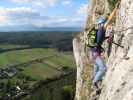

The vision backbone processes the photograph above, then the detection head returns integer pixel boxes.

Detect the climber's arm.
[104,7,117,29]
[104,0,121,29]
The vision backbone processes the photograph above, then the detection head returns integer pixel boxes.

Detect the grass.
[0,44,76,81]
[0,48,57,68]
[46,53,75,68]
[21,53,75,81]
[22,63,61,80]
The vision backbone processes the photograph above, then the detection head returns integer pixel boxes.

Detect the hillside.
[73,0,133,100]
[0,31,78,51]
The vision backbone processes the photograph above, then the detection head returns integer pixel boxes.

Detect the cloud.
[0,7,40,26]
[62,0,72,6]
[31,16,83,27]
[0,1,87,28]
[0,7,66,27]
[0,6,84,27]
[77,3,88,16]
[11,0,31,3]
[0,7,33,15]
[0,16,8,26]
[10,0,59,8]
[45,0,59,6]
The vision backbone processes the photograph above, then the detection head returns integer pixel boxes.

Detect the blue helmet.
[96,17,105,24]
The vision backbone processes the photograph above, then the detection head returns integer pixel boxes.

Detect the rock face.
[99,0,133,100]
[73,0,133,100]
[73,36,91,100]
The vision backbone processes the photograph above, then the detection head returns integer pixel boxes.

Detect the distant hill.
[0,31,79,51]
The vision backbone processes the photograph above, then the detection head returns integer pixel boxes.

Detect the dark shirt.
[96,27,106,45]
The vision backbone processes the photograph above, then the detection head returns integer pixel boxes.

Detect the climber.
[89,0,122,88]
[90,17,114,89]
[90,17,106,88]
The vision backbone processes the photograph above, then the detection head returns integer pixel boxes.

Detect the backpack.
[86,27,98,47]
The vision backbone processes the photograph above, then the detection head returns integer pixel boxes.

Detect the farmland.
[0,31,78,99]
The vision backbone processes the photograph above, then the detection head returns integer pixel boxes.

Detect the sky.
[0,0,88,30]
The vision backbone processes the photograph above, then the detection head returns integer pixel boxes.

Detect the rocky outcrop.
[73,36,91,100]
[73,0,133,100]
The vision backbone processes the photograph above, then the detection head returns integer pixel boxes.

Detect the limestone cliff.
[73,0,133,100]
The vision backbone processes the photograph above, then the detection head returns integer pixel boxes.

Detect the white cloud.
[77,3,88,16]
[45,0,59,6]
[0,7,38,26]
[31,16,83,27]
[0,9,84,28]
[11,0,31,3]
[0,7,33,15]
[10,0,59,8]
[0,16,8,26]
[33,0,59,7]
[0,1,87,28]
[32,2,44,7]
[62,0,72,6]
[30,16,68,27]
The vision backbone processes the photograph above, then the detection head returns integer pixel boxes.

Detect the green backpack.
[86,27,97,47]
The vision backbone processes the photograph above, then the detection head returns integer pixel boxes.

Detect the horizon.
[0,26,83,32]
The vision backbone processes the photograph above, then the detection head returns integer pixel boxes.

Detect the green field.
[0,48,56,67]
[0,44,75,80]
[0,31,77,99]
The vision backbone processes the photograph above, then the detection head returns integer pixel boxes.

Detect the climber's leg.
[96,56,106,71]
[93,56,106,83]
[93,69,105,83]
